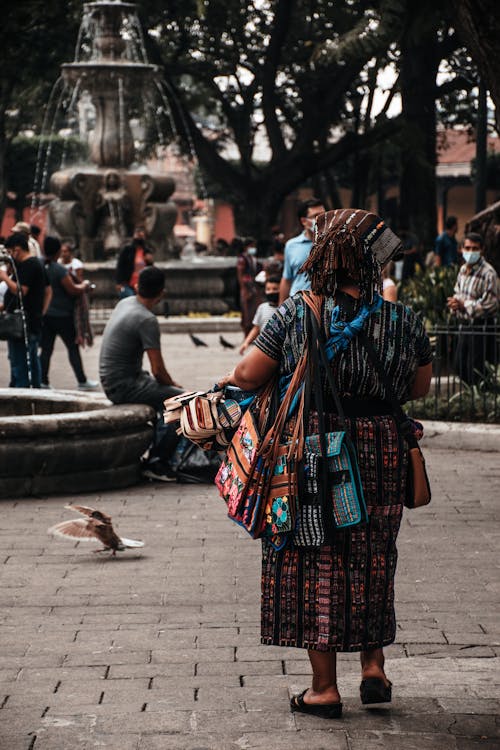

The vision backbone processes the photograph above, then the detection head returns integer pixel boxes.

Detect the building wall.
[1,207,48,244]
[445,186,500,240]
[213,202,235,242]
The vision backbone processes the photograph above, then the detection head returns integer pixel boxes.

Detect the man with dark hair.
[0,233,51,387]
[447,232,499,383]
[279,197,325,302]
[99,266,182,481]
[115,226,154,299]
[435,215,459,267]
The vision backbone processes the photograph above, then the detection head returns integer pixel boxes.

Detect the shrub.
[399,265,458,326]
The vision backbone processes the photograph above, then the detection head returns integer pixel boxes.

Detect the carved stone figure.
[48,1,177,260]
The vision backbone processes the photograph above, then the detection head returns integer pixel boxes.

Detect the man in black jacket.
[115,226,154,299]
[0,233,51,387]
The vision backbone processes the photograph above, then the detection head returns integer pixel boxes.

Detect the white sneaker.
[40,383,53,390]
[77,380,99,391]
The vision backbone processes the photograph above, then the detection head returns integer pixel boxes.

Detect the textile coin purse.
[164,389,242,451]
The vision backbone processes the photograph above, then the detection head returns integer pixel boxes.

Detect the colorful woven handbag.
[215,350,309,548]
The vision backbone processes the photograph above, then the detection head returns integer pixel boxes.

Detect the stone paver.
[0,331,499,748]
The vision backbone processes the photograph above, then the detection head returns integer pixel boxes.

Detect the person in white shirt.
[59,242,84,281]
[29,225,42,259]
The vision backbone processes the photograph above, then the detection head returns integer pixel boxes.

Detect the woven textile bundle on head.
[301,208,402,304]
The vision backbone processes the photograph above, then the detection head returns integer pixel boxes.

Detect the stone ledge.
[90,312,242,335]
[421,420,500,452]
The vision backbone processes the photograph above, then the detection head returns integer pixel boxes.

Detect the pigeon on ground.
[219,335,235,350]
[189,332,208,347]
[48,505,144,555]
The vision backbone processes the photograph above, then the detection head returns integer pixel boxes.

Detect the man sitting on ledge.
[99,266,183,481]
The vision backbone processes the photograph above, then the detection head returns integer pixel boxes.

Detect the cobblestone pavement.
[0,332,499,749]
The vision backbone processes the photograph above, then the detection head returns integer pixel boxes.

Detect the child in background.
[239,277,280,355]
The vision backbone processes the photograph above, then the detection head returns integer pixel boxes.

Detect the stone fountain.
[48,0,178,260]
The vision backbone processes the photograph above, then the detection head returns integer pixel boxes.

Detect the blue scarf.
[324,293,383,362]
[280,293,383,410]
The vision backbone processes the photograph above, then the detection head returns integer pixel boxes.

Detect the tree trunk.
[455,0,500,134]
[475,78,488,213]
[0,126,6,228]
[231,188,283,240]
[399,10,439,251]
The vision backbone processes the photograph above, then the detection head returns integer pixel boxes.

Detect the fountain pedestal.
[50,166,178,260]
[0,390,154,498]
[48,0,179,260]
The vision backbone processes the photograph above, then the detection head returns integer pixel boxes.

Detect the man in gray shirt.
[100,266,182,481]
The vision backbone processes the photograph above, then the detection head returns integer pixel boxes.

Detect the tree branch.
[161,77,247,195]
[266,116,402,199]
[261,0,294,157]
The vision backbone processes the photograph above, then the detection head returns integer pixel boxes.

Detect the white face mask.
[247,247,257,256]
[462,250,481,265]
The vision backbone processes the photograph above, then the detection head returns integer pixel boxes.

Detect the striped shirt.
[453,257,499,320]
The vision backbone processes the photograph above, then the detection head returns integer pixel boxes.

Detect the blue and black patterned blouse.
[254,292,432,403]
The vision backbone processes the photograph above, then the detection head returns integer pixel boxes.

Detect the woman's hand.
[216,370,235,389]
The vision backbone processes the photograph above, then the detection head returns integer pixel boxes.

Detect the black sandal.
[290,689,343,719]
[360,677,392,705]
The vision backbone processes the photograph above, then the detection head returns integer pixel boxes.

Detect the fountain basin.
[0,389,154,498]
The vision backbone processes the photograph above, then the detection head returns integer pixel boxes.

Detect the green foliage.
[398,265,458,326]
[6,135,87,202]
[138,0,404,234]
[413,367,500,423]
[0,0,81,133]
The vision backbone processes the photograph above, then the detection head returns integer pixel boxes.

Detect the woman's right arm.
[409,362,432,400]
[218,346,279,391]
[61,274,89,297]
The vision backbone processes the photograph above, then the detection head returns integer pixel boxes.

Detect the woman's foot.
[290,688,342,719]
[301,686,341,705]
[360,677,392,705]
[360,649,391,687]
[360,649,392,704]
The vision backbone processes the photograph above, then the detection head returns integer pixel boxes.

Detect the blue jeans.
[103,372,183,463]
[8,334,42,388]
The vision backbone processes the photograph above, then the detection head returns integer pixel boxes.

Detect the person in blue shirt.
[435,216,459,266]
[279,198,325,302]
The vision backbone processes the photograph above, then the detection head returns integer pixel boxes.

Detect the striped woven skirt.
[261,414,406,652]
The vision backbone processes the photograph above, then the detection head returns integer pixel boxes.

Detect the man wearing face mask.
[279,198,325,303]
[447,232,499,384]
[237,237,262,335]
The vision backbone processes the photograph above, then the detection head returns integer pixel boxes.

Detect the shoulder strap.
[358,331,412,435]
[308,307,347,429]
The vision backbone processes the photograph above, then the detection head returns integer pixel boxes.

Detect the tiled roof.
[437,129,500,164]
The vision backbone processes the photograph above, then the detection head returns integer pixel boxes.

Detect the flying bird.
[189,332,208,347]
[219,335,235,350]
[48,505,144,555]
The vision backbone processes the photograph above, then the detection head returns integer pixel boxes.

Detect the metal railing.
[410,320,500,423]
